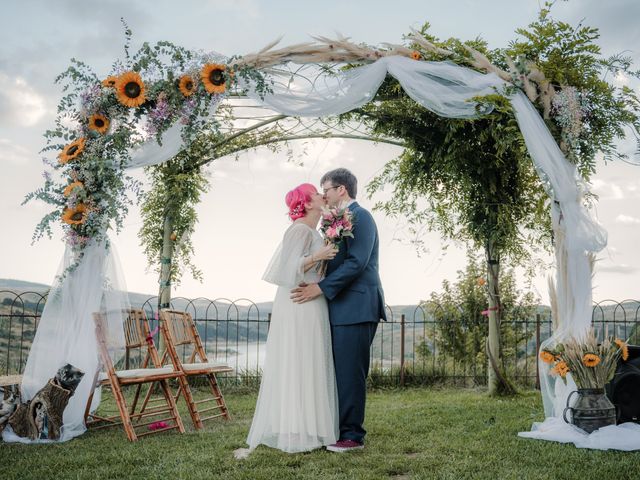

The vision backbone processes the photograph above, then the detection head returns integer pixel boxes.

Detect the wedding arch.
[15,28,609,443]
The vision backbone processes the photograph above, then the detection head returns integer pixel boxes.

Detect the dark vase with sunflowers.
[562,388,617,433]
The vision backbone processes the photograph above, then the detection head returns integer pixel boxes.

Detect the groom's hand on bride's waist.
[290,282,322,303]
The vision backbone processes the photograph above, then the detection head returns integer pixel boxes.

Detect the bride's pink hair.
[286,183,317,221]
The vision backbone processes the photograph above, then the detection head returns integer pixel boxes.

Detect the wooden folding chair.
[154,309,232,429]
[84,309,185,441]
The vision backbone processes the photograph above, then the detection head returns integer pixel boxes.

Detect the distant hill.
[0,278,50,291]
[0,278,181,309]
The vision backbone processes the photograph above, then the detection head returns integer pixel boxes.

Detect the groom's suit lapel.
[346,202,360,250]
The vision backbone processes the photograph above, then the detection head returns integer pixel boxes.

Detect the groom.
[291,168,386,452]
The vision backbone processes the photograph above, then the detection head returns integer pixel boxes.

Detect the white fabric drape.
[4,239,128,443]
[239,57,500,119]
[518,417,640,451]
[127,123,184,169]
[15,53,625,447]
[126,101,221,170]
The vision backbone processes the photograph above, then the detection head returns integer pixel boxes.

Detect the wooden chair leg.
[158,379,185,434]
[178,375,204,429]
[206,373,230,420]
[109,381,138,441]
[84,371,100,425]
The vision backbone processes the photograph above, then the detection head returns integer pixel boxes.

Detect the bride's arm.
[302,244,337,272]
[302,254,318,273]
[263,225,336,287]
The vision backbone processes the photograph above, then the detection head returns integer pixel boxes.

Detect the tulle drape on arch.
[4,240,129,443]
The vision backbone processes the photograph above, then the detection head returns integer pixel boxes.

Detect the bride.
[246,183,339,453]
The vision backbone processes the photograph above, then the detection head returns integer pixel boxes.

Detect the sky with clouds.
[1,0,639,305]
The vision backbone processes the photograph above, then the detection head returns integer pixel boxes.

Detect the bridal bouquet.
[320,205,354,246]
[540,329,628,389]
[317,205,354,275]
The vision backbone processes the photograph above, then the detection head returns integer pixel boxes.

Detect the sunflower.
[102,76,117,88]
[58,138,86,164]
[178,74,196,97]
[88,113,110,134]
[115,71,146,108]
[615,339,629,361]
[201,63,227,94]
[63,181,84,197]
[582,353,601,368]
[539,350,556,365]
[552,361,570,377]
[62,204,88,225]
[411,50,421,60]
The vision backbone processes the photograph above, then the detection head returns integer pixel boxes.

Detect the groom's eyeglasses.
[322,186,340,194]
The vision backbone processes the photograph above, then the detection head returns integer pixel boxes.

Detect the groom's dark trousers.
[319,202,386,444]
[330,322,378,442]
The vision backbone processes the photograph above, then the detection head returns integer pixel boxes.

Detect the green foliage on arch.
[506,1,640,176]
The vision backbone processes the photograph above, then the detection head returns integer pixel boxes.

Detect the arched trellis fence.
[3,289,638,388]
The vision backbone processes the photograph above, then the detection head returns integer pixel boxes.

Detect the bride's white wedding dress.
[246,222,338,453]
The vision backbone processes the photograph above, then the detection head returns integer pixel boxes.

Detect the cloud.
[555,0,640,63]
[0,74,47,127]
[614,71,630,87]
[615,214,640,225]
[55,0,147,26]
[0,138,33,164]
[207,0,260,19]
[625,179,640,197]
[598,263,639,274]
[590,178,625,200]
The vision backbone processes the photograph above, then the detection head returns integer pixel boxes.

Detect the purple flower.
[149,94,171,124]
[80,84,102,108]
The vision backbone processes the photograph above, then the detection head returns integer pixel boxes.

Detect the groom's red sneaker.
[326,439,364,452]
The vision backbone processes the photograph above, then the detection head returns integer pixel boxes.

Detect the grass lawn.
[1,387,637,480]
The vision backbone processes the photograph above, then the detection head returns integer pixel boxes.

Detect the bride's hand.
[313,244,338,261]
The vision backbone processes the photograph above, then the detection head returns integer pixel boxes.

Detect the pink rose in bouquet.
[326,226,339,239]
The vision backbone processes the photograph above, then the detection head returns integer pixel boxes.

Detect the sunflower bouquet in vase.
[540,329,629,433]
[317,205,354,276]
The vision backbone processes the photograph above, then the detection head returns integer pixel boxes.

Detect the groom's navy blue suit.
[319,201,386,443]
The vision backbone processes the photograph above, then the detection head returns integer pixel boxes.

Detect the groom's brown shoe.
[326,439,364,452]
